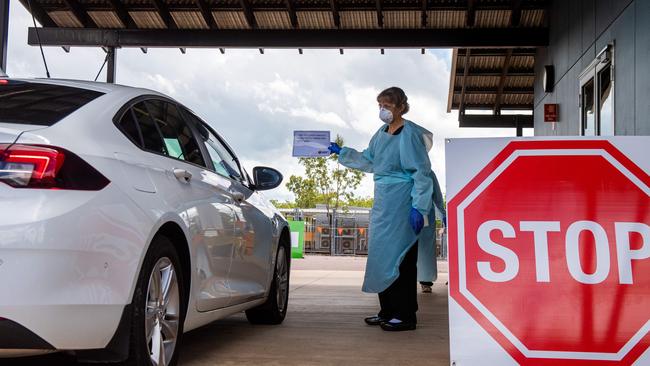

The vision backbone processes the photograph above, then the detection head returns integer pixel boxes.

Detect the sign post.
[446,138,650,365]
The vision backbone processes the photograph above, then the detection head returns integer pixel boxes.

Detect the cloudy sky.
[5,1,531,202]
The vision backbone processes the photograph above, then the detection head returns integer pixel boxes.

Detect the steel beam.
[18,0,56,27]
[330,0,340,28]
[239,0,257,29]
[63,0,97,28]
[106,46,116,83]
[494,48,513,113]
[107,0,132,28]
[0,0,7,73]
[151,0,176,29]
[27,27,548,48]
[459,114,533,128]
[195,0,217,29]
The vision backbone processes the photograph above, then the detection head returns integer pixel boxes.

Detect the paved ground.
[7,256,450,366]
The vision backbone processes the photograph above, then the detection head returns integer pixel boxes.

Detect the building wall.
[534,0,650,136]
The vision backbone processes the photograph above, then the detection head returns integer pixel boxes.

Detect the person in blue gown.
[328,87,433,331]
[417,170,446,293]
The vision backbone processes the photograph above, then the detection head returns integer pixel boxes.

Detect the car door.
[182,109,275,305]
[120,98,237,311]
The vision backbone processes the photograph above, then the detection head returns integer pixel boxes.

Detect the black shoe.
[364,316,388,326]
[380,320,417,331]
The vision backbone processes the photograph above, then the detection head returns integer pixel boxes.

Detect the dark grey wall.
[534,0,649,136]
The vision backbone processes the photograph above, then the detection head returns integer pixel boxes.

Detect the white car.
[0,78,291,366]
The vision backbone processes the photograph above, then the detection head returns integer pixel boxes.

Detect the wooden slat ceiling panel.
[296,11,335,29]
[339,10,378,29]
[449,47,536,112]
[171,11,209,29]
[49,10,84,27]
[88,10,124,28]
[212,11,250,29]
[254,11,293,29]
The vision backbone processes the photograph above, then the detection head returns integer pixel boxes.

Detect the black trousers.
[378,241,418,323]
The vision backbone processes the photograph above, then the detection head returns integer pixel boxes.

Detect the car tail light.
[0,144,109,190]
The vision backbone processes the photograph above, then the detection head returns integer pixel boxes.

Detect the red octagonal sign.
[448,140,650,365]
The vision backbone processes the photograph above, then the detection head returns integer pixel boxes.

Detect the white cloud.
[289,106,347,128]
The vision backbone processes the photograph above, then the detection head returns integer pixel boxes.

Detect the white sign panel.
[292,130,331,157]
[446,137,650,366]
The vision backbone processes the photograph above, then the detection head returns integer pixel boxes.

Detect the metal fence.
[281,207,447,259]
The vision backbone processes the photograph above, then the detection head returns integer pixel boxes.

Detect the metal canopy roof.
[17,0,547,130]
[21,0,549,48]
[447,47,536,113]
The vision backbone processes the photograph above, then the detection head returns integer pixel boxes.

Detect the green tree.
[346,196,374,208]
[286,135,365,214]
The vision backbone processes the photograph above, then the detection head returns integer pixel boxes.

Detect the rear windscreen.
[0,81,104,126]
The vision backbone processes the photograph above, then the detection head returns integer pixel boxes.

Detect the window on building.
[579,45,614,136]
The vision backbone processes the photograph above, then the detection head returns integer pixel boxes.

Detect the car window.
[117,108,143,147]
[0,81,103,126]
[145,100,206,167]
[132,101,166,154]
[182,109,243,181]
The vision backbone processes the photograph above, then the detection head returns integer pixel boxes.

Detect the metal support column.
[106,47,116,83]
[0,0,9,73]
[515,115,523,137]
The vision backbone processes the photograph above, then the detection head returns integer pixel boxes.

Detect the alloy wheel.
[145,257,180,366]
[275,246,289,313]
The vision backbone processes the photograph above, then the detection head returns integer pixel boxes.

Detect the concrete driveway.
[7,256,450,365]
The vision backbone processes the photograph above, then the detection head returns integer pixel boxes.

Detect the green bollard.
[288,220,305,259]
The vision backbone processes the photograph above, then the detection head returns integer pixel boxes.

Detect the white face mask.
[379,108,393,124]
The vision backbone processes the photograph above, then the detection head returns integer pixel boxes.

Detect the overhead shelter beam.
[330,0,340,28]
[27,28,549,48]
[466,0,476,27]
[18,0,56,27]
[457,49,535,56]
[455,70,534,77]
[459,114,533,128]
[195,0,217,29]
[458,49,470,113]
[151,0,176,29]
[420,0,427,27]
[510,0,522,27]
[285,0,298,28]
[63,0,97,28]
[107,0,133,29]
[376,0,383,28]
[494,48,513,112]
[240,0,257,29]
[453,86,532,94]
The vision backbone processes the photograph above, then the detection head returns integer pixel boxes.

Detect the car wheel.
[245,244,290,325]
[126,235,185,366]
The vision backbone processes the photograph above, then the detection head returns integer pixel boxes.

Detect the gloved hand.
[328,142,342,154]
[409,207,424,235]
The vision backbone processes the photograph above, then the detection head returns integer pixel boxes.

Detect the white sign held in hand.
[292,130,331,157]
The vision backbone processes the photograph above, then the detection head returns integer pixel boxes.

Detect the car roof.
[7,78,168,99]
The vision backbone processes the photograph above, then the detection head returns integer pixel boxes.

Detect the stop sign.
[448,140,650,365]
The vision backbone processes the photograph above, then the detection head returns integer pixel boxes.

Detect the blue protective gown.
[338,120,433,293]
[417,170,446,283]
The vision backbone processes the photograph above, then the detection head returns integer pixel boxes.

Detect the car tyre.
[125,235,185,366]
[245,244,290,325]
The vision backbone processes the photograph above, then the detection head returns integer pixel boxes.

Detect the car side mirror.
[252,166,283,191]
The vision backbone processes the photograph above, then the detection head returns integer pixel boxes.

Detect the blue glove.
[328,142,341,154]
[409,207,424,235]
